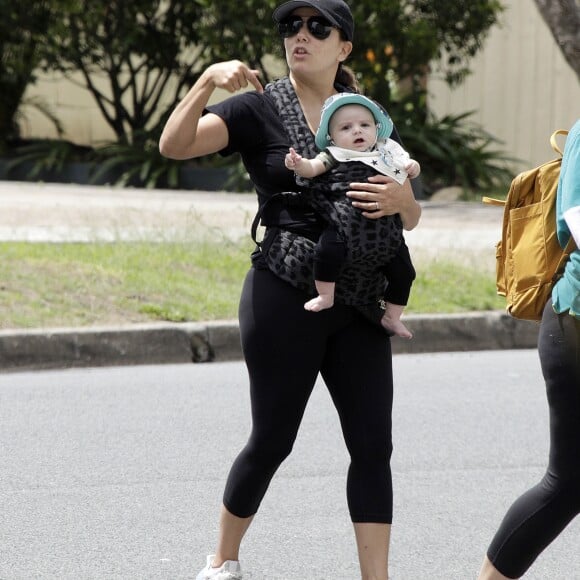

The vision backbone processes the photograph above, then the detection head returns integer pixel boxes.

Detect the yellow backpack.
[483,130,576,321]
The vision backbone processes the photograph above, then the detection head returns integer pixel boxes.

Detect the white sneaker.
[195,555,243,580]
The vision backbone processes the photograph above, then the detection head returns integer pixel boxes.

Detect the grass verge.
[0,240,505,330]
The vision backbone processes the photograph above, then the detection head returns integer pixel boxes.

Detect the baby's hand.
[285,147,303,170]
[405,159,421,179]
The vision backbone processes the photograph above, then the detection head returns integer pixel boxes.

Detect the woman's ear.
[338,41,353,62]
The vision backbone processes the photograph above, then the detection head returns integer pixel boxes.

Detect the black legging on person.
[487,299,580,578]
[222,266,394,523]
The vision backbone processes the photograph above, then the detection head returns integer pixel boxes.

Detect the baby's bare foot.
[304,295,334,312]
[381,316,413,339]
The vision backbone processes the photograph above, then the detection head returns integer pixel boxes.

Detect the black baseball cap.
[273,0,354,42]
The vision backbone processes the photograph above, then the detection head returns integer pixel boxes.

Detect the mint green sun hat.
[315,93,393,149]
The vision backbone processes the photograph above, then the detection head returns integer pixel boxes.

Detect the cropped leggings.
[223,266,394,523]
[487,300,580,578]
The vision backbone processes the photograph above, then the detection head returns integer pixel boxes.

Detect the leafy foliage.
[39,0,210,145]
[35,0,504,141]
[90,137,183,188]
[0,0,63,152]
[3,139,92,179]
[398,111,517,195]
[3,0,508,192]
[350,0,504,107]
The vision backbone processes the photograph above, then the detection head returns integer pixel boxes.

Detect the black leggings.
[223,266,394,523]
[487,300,580,578]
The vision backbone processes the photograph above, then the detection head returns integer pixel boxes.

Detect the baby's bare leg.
[304,280,335,312]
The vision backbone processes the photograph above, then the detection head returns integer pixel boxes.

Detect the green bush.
[397,111,518,197]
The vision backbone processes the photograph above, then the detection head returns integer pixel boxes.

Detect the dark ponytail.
[335,63,359,93]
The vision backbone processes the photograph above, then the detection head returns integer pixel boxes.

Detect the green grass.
[407,259,504,313]
[0,240,505,330]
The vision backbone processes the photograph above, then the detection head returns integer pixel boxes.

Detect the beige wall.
[20,72,117,145]
[18,73,229,145]
[20,0,580,168]
[427,0,580,169]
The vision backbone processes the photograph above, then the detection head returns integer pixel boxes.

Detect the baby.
[285,93,420,338]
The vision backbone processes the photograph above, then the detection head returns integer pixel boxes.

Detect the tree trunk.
[533,0,580,81]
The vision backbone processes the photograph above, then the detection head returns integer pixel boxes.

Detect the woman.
[159,1,421,578]
[478,119,580,579]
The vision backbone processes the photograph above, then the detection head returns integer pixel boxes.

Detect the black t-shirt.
[208,91,294,199]
[207,90,323,236]
[206,86,403,237]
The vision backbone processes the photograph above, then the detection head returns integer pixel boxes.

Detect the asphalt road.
[1,351,579,579]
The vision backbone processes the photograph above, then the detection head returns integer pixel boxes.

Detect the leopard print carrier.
[255,78,404,323]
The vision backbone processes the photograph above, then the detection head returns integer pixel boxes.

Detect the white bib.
[326,138,410,184]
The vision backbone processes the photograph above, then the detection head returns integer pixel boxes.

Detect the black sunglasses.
[277,15,337,40]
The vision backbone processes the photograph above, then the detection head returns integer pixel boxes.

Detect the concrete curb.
[0,312,539,373]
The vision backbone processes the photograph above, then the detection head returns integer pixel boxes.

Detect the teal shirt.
[552,119,580,318]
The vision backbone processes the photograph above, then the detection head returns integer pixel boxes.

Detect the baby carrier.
[254,77,403,314]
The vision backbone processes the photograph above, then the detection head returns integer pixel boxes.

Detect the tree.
[38,0,504,144]
[40,0,206,145]
[0,1,57,152]
[532,0,580,80]
[24,0,507,190]
[349,0,504,125]
[38,0,283,147]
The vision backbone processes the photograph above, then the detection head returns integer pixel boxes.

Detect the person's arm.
[564,206,580,247]
[346,176,421,231]
[285,147,328,178]
[159,60,263,160]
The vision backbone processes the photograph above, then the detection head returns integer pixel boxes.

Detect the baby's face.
[328,105,377,151]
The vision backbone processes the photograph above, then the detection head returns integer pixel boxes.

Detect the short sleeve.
[206,92,265,157]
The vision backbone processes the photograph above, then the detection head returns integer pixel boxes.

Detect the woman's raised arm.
[159,60,263,160]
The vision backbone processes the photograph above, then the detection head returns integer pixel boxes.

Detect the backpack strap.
[483,128,570,208]
[550,129,569,156]
[551,126,575,281]
[481,196,505,207]
[551,128,576,268]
